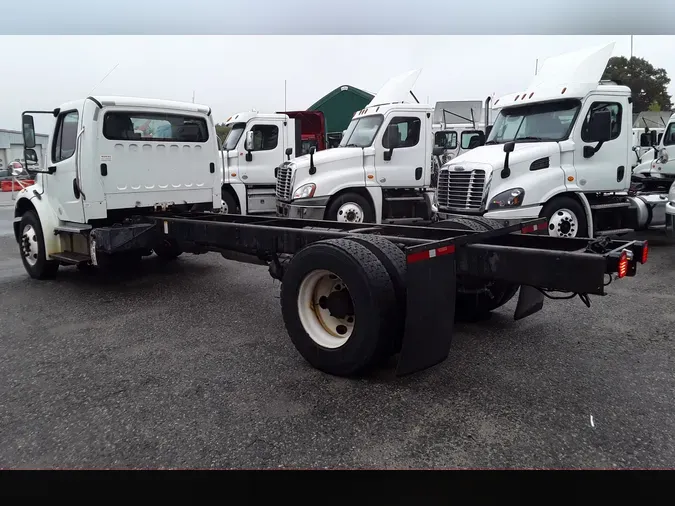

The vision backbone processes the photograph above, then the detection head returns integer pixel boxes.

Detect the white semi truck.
[275,69,438,225]
[13,94,649,378]
[435,42,674,239]
[220,110,328,216]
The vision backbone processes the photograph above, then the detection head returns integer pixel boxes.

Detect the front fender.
[14,189,61,257]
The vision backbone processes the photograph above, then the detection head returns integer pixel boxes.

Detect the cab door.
[240,121,284,185]
[572,99,630,192]
[45,109,85,223]
[375,112,427,188]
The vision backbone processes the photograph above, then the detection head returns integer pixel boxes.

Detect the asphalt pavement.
[1,204,674,469]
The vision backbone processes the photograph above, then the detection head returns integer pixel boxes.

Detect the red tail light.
[641,241,648,264]
[617,250,628,279]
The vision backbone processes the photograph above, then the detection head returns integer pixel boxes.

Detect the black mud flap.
[396,245,457,376]
[513,285,545,321]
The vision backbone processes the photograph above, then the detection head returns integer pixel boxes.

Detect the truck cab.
[275,69,435,225]
[220,110,326,216]
[436,42,672,238]
[14,96,222,278]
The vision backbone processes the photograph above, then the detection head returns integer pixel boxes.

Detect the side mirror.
[22,114,36,149]
[285,147,293,160]
[640,132,652,148]
[432,146,445,157]
[658,147,669,164]
[244,131,254,162]
[384,126,399,161]
[503,141,515,153]
[588,109,612,143]
[244,131,254,151]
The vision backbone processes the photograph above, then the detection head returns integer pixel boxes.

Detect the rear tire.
[153,239,183,261]
[325,192,375,224]
[432,217,519,321]
[346,234,407,355]
[18,211,59,280]
[280,238,397,376]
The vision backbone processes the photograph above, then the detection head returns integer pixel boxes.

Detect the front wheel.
[540,196,588,238]
[222,191,241,215]
[18,211,59,279]
[325,193,375,224]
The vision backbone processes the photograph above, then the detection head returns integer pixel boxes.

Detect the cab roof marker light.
[529,92,534,98]
[561,87,567,94]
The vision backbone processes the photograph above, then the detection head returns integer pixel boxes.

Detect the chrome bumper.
[276,201,326,221]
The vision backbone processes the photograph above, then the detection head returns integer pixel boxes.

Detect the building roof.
[308,85,374,111]
[308,85,375,134]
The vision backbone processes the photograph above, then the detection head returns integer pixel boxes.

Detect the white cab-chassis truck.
[435,43,675,239]
[13,95,648,378]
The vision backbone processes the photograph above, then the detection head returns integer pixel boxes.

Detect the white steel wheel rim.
[297,269,355,349]
[21,224,39,266]
[548,208,579,238]
[222,199,229,213]
[336,202,364,223]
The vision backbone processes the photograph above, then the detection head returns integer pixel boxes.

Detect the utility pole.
[630,35,634,59]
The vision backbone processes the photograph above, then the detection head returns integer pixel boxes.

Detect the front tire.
[222,191,241,215]
[280,238,397,376]
[540,196,588,238]
[325,192,375,224]
[18,211,59,280]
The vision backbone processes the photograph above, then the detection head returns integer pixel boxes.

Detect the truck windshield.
[339,115,383,148]
[224,123,245,151]
[486,99,580,144]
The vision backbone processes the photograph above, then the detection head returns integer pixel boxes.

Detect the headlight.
[293,183,316,199]
[488,188,525,210]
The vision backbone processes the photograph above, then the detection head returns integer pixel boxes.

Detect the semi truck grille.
[436,168,487,210]
[276,164,293,201]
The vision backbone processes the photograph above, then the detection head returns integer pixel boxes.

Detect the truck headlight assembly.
[488,188,525,210]
[293,183,316,199]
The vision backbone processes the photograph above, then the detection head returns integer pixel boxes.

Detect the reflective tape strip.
[521,223,545,234]
[407,244,456,264]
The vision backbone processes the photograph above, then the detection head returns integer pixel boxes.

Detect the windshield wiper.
[485,140,501,145]
[345,143,361,147]
[516,136,543,141]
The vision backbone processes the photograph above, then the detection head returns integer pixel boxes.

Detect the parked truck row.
[9,43,655,378]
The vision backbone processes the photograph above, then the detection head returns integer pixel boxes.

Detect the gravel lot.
[1,204,674,469]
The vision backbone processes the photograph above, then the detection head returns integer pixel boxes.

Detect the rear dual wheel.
[280,237,404,377]
[432,216,520,322]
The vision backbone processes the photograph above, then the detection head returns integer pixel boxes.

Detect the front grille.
[276,164,293,201]
[436,168,487,210]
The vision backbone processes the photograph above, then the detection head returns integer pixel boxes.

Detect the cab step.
[54,223,92,235]
[595,228,634,237]
[590,201,631,210]
[49,252,91,265]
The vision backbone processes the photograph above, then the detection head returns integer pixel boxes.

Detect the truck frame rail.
[90,212,648,376]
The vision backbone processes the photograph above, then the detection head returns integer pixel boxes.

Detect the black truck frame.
[90,212,648,377]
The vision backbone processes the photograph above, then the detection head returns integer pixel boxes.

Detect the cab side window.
[383,117,421,149]
[581,102,622,142]
[251,125,279,151]
[52,111,79,163]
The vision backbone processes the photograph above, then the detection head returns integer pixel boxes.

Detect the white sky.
[2,35,674,134]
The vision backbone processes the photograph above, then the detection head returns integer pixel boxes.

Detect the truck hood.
[446,142,560,170]
[291,147,363,170]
